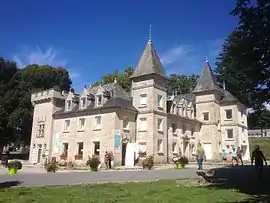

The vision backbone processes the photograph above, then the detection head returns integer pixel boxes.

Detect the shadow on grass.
[0,181,23,189]
[206,165,270,202]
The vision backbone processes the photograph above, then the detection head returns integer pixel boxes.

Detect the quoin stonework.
[29,38,250,165]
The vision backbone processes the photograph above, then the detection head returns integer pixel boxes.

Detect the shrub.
[86,155,100,171]
[179,156,189,165]
[142,155,154,170]
[14,160,22,170]
[45,161,58,173]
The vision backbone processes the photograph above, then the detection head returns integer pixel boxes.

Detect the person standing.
[251,145,267,180]
[232,148,238,165]
[196,143,206,171]
[222,149,227,165]
[104,151,110,170]
[237,147,243,165]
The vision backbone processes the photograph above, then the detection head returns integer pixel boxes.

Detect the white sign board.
[30,149,38,164]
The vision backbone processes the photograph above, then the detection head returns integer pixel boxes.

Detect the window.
[203,112,209,121]
[157,139,163,153]
[93,142,100,156]
[157,95,163,108]
[64,120,70,132]
[37,123,45,138]
[157,118,163,131]
[78,118,85,131]
[172,123,177,134]
[97,95,102,106]
[225,109,232,120]
[66,100,72,111]
[226,129,234,139]
[94,116,101,130]
[139,118,147,131]
[123,117,129,129]
[62,143,68,156]
[81,97,86,108]
[140,94,147,107]
[76,142,83,160]
[172,142,177,153]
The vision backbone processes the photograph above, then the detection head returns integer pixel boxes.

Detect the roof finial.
[205,56,209,63]
[148,24,152,43]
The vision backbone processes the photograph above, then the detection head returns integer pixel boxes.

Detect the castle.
[29,38,250,166]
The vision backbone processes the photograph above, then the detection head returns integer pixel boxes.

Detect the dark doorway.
[121,143,127,166]
[37,144,42,163]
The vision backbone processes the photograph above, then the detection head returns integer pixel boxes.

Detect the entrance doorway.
[203,143,212,160]
[121,143,127,166]
[93,142,100,156]
[37,144,42,163]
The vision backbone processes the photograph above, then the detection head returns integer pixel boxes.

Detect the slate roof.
[130,41,167,79]
[53,82,137,116]
[220,90,239,103]
[193,60,222,94]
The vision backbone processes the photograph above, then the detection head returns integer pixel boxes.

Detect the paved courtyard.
[0,169,199,187]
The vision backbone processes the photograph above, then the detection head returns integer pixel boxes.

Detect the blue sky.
[0,0,238,92]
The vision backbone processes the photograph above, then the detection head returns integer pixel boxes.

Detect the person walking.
[251,145,267,180]
[196,143,206,171]
[237,147,243,165]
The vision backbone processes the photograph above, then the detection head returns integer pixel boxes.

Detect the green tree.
[0,61,72,145]
[94,67,134,92]
[215,0,270,109]
[167,74,199,95]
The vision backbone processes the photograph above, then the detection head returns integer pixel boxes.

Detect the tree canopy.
[0,58,72,145]
[215,0,270,109]
[94,66,199,95]
[215,0,270,129]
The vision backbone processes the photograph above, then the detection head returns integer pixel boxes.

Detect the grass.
[249,137,270,159]
[0,180,250,203]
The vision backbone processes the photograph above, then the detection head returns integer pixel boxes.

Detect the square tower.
[193,60,223,160]
[130,39,169,163]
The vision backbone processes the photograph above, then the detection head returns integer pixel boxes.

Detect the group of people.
[196,144,267,179]
[222,147,243,166]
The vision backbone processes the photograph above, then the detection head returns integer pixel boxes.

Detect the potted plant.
[86,155,100,171]
[7,160,22,175]
[142,155,154,170]
[172,156,189,168]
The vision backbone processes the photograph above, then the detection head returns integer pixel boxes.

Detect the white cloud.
[160,45,193,65]
[13,46,81,83]
[160,39,224,75]
[13,46,67,68]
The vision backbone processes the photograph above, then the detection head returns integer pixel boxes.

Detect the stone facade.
[29,39,250,166]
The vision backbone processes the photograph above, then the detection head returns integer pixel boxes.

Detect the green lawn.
[0,180,250,203]
[249,137,270,159]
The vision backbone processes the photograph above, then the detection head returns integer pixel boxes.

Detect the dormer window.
[97,95,102,106]
[66,100,72,111]
[81,97,86,109]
